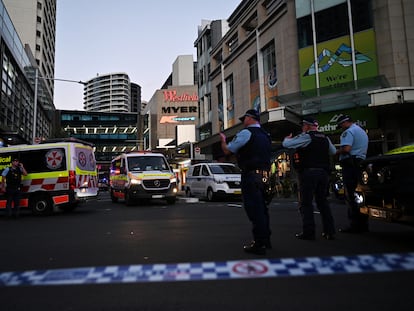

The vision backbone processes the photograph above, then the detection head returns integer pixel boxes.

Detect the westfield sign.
[163,90,198,102]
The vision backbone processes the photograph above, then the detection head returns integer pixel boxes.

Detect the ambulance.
[0,138,98,215]
[110,151,178,205]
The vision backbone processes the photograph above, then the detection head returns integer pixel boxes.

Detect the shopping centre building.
[190,0,413,161]
[173,0,412,186]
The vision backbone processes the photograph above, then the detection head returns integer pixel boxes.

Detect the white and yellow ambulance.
[110,151,178,205]
[0,138,98,215]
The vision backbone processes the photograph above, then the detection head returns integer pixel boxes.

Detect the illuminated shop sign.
[161,106,197,113]
[163,90,198,102]
[160,116,196,124]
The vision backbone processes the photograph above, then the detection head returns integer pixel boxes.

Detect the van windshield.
[210,165,241,174]
[128,156,169,171]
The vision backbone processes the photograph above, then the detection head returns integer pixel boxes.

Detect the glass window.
[192,165,201,177]
[297,0,372,49]
[201,165,210,176]
[127,156,168,172]
[249,55,259,83]
[217,83,224,132]
[210,164,241,174]
[17,148,67,173]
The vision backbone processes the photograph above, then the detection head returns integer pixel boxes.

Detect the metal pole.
[32,68,38,143]
[190,142,194,160]
[347,0,358,89]
[310,0,320,95]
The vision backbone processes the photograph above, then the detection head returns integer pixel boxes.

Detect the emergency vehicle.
[110,151,178,205]
[355,143,414,226]
[0,138,98,215]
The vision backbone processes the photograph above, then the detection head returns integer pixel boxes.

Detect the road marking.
[228,203,242,208]
[1,252,413,287]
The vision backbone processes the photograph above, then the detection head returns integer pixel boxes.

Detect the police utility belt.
[242,169,269,183]
[340,155,364,168]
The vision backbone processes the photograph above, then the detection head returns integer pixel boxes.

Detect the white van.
[0,138,98,215]
[110,152,178,205]
[185,162,242,201]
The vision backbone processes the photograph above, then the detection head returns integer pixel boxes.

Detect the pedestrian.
[1,158,28,218]
[336,114,369,233]
[282,117,337,240]
[220,109,272,255]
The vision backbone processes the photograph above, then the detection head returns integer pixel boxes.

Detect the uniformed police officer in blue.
[220,109,272,255]
[283,117,337,240]
[1,158,28,218]
[336,114,369,233]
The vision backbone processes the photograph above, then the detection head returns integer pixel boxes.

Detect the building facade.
[83,73,131,113]
[58,109,140,173]
[195,0,413,162]
[4,0,57,99]
[0,0,53,146]
[194,19,230,142]
[142,55,198,154]
[130,82,141,113]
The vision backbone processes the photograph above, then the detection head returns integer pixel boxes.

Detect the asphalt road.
[1,192,413,311]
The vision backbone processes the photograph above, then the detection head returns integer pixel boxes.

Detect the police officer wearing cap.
[283,117,337,240]
[220,109,272,255]
[336,114,369,233]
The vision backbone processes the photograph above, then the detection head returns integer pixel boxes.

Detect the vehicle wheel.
[125,191,134,206]
[207,188,215,202]
[185,188,192,197]
[166,197,176,205]
[30,194,53,216]
[110,189,118,203]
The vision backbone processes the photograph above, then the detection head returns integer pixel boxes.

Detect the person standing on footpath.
[283,117,337,240]
[1,158,28,218]
[220,109,272,255]
[336,114,369,233]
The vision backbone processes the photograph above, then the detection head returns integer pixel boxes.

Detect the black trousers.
[241,171,271,244]
[341,159,369,230]
[298,168,335,236]
[5,188,22,216]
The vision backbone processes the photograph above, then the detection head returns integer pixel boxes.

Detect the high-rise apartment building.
[4,0,57,98]
[130,82,142,113]
[83,73,131,113]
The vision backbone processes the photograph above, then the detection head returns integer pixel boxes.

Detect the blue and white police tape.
[1,252,413,287]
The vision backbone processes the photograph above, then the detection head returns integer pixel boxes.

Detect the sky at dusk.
[53,0,241,111]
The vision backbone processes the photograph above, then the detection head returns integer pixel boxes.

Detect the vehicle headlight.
[354,192,364,205]
[376,171,385,183]
[130,179,141,185]
[361,171,369,184]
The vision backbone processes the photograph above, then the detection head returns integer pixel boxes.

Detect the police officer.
[336,114,369,233]
[220,109,272,255]
[1,158,28,218]
[283,117,337,240]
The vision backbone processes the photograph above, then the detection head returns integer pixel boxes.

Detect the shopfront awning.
[196,107,301,157]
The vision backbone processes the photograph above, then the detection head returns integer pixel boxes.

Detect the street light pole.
[32,69,85,143]
[32,68,39,143]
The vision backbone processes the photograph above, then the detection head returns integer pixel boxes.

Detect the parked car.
[355,143,414,226]
[185,162,242,201]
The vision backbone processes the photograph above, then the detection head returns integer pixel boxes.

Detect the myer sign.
[314,107,377,133]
